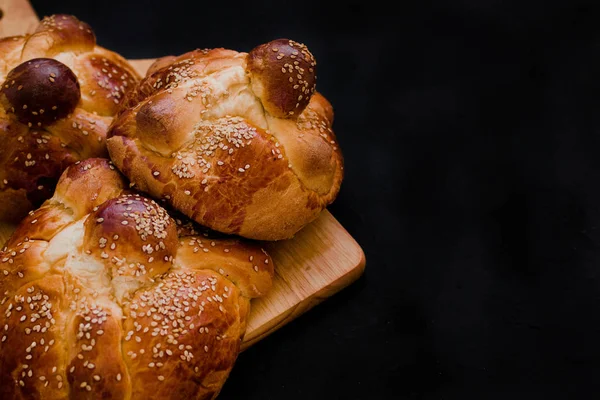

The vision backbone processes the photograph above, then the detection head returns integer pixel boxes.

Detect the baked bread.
[0,14,139,221]
[0,158,273,399]
[107,39,343,240]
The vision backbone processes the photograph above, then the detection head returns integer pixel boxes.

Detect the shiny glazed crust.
[0,15,140,221]
[0,158,273,399]
[108,39,343,240]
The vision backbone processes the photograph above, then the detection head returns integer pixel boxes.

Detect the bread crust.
[108,41,343,240]
[0,14,140,221]
[0,158,273,399]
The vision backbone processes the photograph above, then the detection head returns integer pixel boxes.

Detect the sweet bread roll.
[0,158,273,399]
[107,39,343,240]
[0,14,139,221]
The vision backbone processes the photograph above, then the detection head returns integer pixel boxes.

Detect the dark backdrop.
[28,0,600,398]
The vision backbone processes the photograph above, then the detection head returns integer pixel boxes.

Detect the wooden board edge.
[128,58,155,77]
[241,243,366,350]
[0,0,39,37]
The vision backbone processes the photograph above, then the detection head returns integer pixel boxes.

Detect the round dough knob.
[1,58,80,127]
[247,38,317,118]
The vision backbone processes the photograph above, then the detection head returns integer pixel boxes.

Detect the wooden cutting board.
[0,0,366,350]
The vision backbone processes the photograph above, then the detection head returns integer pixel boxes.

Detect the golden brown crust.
[26,14,95,58]
[53,158,126,219]
[108,40,342,240]
[176,236,273,298]
[83,194,179,291]
[122,269,244,399]
[76,47,138,117]
[0,158,273,399]
[147,55,177,76]
[0,15,140,221]
[0,275,70,400]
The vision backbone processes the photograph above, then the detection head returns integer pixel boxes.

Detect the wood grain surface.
[0,0,366,349]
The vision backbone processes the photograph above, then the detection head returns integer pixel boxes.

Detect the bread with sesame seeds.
[0,157,273,399]
[107,39,343,240]
[0,14,140,222]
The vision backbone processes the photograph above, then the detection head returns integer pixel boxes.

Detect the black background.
[26,0,600,398]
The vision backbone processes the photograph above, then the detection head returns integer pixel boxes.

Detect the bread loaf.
[107,39,343,240]
[0,14,139,221]
[0,158,273,399]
